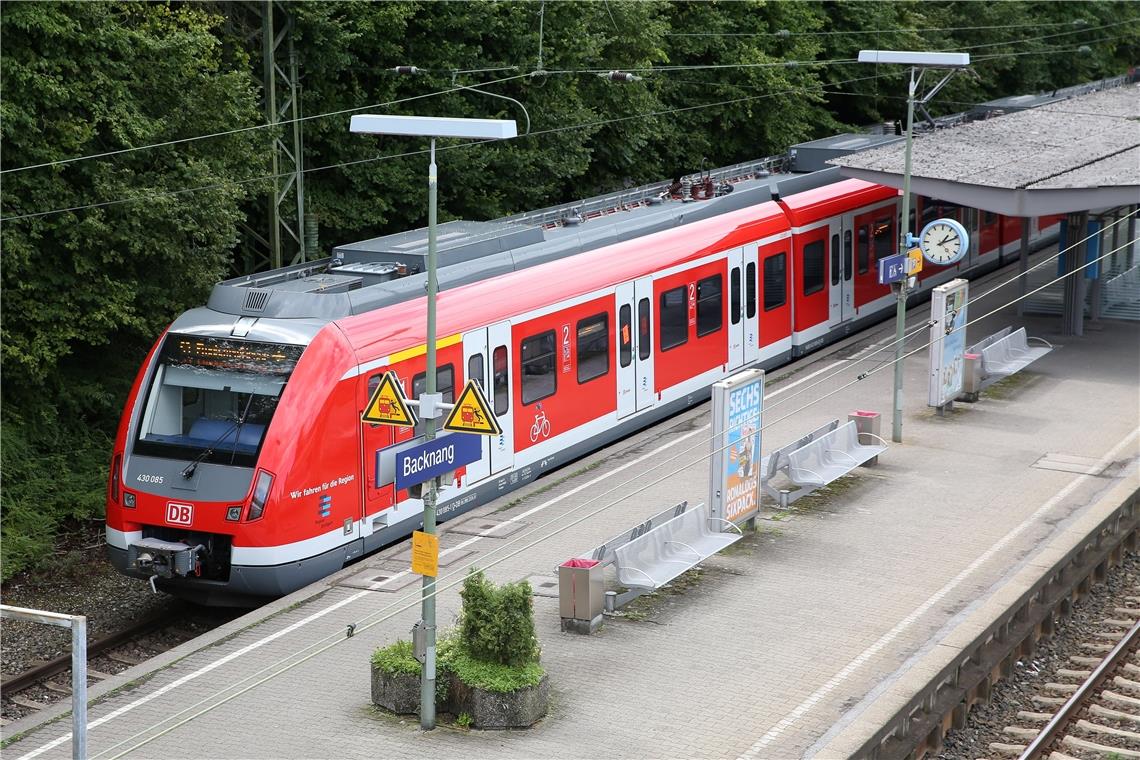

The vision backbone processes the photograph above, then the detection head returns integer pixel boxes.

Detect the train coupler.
[127,537,203,582]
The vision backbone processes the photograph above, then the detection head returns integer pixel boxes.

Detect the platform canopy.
[830,84,1140,217]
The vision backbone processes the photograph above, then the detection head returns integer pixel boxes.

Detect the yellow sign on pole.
[361,371,418,427]
[442,380,502,436]
[410,530,439,577]
[907,247,924,275]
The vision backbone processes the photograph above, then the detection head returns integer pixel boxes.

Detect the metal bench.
[762,420,885,507]
[962,326,1052,399]
[613,504,742,590]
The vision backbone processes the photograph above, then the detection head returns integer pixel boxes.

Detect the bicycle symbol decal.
[529,406,552,442]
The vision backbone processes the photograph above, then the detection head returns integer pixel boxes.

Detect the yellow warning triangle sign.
[361,371,418,427]
[443,380,502,436]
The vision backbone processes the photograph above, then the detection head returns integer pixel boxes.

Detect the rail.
[1018,618,1140,760]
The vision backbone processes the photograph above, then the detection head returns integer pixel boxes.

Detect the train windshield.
[133,334,305,467]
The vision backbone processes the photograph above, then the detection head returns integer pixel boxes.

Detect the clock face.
[919,219,968,266]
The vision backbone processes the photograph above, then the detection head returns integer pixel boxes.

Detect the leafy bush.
[458,570,540,667]
[446,646,544,694]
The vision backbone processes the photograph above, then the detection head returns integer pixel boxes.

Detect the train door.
[358,370,396,526]
[743,243,760,366]
[634,277,655,412]
[487,321,514,474]
[616,282,636,418]
[728,248,746,370]
[828,216,855,327]
[461,329,491,484]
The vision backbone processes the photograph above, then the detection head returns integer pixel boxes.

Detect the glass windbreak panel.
[134,334,304,466]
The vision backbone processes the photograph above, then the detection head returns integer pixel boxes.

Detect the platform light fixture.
[859,49,970,443]
[350,113,517,732]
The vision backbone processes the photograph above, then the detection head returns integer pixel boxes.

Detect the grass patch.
[446,647,544,693]
[371,639,421,676]
[980,371,1033,400]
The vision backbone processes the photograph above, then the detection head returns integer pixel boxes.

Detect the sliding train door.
[616,277,656,420]
[462,321,514,481]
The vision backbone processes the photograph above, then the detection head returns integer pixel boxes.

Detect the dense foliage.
[458,570,540,668]
[2,0,1137,580]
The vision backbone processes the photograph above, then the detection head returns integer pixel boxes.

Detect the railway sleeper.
[1016,710,1054,723]
[987,741,1027,756]
[1104,690,1140,710]
[1056,668,1094,680]
[1090,703,1140,724]
[1074,718,1140,744]
[1044,682,1079,695]
[1105,617,1138,627]
[1114,675,1140,694]
[1002,725,1041,739]
[1062,733,1140,758]
[1046,752,1081,760]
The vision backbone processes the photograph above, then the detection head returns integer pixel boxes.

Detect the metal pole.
[420,137,438,731]
[72,615,87,760]
[262,0,281,269]
[892,66,917,443]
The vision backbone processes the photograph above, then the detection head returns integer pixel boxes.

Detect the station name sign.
[394,433,481,491]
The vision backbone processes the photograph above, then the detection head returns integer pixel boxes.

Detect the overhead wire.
[664,20,1086,38]
[90,226,1137,759]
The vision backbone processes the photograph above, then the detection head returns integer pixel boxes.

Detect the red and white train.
[106,159,1059,604]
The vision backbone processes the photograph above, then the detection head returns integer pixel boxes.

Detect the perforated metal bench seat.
[980,327,1052,377]
[786,421,887,487]
[613,504,742,589]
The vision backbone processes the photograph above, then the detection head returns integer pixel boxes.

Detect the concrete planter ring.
[370,664,421,716]
[448,673,550,729]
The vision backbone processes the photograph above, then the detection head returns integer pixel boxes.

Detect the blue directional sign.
[395,433,481,491]
[878,253,908,285]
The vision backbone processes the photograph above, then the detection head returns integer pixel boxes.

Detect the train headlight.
[247,471,273,521]
[123,492,136,509]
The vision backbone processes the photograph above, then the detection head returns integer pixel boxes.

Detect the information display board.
[928,278,970,407]
[709,369,765,526]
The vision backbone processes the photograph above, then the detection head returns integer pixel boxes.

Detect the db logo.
[166,502,193,526]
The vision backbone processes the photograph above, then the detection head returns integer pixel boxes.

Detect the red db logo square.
[166,502,193,526]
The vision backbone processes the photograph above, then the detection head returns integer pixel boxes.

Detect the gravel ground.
[1,544,177,678]
[938,551,1140,760]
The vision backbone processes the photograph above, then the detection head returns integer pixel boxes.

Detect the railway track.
[0,603,240,725]
[985,597,1140,760]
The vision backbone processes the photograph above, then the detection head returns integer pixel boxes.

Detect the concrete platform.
[5,261,1138,760]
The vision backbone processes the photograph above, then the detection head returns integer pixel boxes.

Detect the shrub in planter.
[370,638,451,715]
[448,570,548,728]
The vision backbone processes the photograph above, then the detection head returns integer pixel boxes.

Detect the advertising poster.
[710,369,764,526]
[928,279,969,407]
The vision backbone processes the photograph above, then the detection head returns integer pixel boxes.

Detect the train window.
[638,298,651,360]
[493,346,509,416]
[983,210,997,225]
[746,262,756,319]
[830,234,840,286]
[857,226,870,274]
[660,286,687,351]
[413,364,455,404]
[873,217,894,263]
[696,275,722,337]
[764,253,786,311]
[803,241,825,296]
[619,305,632,368]
[520,331,556,405]
[843,231,853,280]
[730,268,741,325]
[577,313,609,384]
[468,354,485,390]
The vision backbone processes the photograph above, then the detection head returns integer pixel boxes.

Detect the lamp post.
[857,50,970,443]
[350,114,517,730]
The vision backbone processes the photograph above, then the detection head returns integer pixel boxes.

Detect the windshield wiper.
[228,394,256,466]
[180,419,241,479]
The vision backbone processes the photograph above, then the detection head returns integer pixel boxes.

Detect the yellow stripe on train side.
[387,333,463,364]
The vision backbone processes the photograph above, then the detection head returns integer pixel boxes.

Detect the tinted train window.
[413,364,455,403]
[857,226,870,274]
[873,217,894,262]
[746,262,757,319]
[803,241,825,296]
[764,253,787,311]
[468,354,485,390]
[660,286,687,351]
[697,275,722,337]
[638,298,651,360]
[983,210,997,225]
[577,312,609,384]
[493,346,508,416]
[843,231,853,280]
[730,268,741,325]
[619,305,632,368]
[520,332,556,405]
[830,235,840,286]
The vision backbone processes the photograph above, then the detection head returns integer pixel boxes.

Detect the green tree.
[0,2,262,579]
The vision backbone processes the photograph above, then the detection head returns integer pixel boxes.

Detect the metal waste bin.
[960,353,982,401]
[848,410,882,466]
[558,558,603,635]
